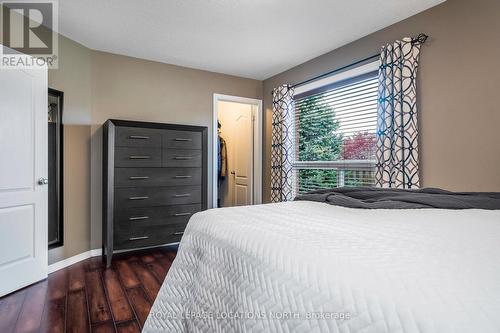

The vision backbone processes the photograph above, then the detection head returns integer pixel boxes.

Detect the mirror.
[48,88,63,249]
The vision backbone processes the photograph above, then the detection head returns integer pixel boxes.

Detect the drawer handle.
[129,236,149,241]
[174,156,193,160]
[173,193,191,198]
[129,196,149,200]
[174,175,192,179]
[174,138,192,142]
[129,176,150,180]
[129,216,149,221]
[172,232,184,236]
[129,135,150,140]
[174,212,192,217]
[129,155,151,160]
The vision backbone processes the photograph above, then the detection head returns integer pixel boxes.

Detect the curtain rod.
[290,33,429,89]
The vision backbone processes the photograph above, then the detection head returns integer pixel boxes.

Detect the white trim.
[294,60,380,96]
[47,241,182,274]
[212,94,263,208]
[48,249,102,274]
[90,248,102,257]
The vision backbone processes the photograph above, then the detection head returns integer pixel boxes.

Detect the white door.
[233,109,253,206]
[0,61,48,296]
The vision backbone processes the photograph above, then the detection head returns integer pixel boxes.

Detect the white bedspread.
[143,201,500,333]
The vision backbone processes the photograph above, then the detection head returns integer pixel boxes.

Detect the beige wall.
[46,0,500,262]
[47,126,91,264]
[262,0,500,201]
[48,36,92,125]
[48,35,92,264]
[48,37,262,260]
[89,51,262,249]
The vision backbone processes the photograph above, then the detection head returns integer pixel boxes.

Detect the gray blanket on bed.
[294,187,500,210]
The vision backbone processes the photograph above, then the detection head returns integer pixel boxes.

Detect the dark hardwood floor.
[0,247,177,333]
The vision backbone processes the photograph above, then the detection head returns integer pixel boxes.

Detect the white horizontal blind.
[293,72,378,195]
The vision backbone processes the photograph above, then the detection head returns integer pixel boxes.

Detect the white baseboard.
[47,242,179,274]
[48,248,102,274]
[90,248,102,257]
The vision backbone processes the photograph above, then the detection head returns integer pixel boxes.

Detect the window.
[292,68,378,195]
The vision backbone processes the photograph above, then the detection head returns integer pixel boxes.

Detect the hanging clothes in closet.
[217,121,227,180]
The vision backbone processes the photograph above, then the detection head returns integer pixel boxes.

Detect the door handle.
[129,176,150,180]
[129,216,150,221]
[129,155,151,160]
[129,196,149,200]
[174,175,192,179]
[230,171,235,175]
[173,193,191,198]
[129,236,149,241]
[173,212,192,217]
[38,178,48,185]
[129,135,150,140]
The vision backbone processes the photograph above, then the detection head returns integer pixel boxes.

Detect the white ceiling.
[58,0,445,80]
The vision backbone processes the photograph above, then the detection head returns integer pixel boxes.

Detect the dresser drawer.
[162,149,202,167]
[114,223,186,250]
[115,168,201,188]
[115,127,162,148]
[114,204,201,228]
[115,147,162,167]
[103,120,207,267]
[115,186,201,208]
[163,130,201,150]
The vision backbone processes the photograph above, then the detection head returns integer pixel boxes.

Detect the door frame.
[212,94,263,208]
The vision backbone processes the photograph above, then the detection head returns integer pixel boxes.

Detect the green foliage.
[298,169,337,194]
[296,94,344,193]
[297,95,343,161]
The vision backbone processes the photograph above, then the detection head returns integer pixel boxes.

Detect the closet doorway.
[213,94,262,208]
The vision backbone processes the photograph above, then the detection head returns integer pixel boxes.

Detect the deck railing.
[292,160,376,195]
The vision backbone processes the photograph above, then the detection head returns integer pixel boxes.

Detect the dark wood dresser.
[102,119,207,267]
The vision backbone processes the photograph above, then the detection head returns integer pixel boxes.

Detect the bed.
[143,188,500,333]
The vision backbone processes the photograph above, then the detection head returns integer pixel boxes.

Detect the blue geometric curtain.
[375,37,422,189]
[271,85,295,202]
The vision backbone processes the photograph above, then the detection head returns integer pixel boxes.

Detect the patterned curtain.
[375,37,422,189]
[271,85,295,202]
